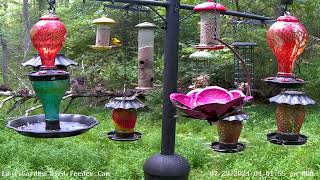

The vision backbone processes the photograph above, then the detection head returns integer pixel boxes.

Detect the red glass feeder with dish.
[264,13,308,88]
[105,96,145,141]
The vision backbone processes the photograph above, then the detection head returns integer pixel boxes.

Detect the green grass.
[0,101,319,179]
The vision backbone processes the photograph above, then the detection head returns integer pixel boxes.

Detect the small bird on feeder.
[111,38,123,47]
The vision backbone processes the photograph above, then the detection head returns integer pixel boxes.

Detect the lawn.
[0,100,319,180]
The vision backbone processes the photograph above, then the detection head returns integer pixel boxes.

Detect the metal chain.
[48,0,56,13]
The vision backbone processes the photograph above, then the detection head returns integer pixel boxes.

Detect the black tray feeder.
[105,96,145,141]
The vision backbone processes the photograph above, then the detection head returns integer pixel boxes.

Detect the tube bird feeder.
[135,22,156,90]
[193,0,226,50]
[90,16,115,50]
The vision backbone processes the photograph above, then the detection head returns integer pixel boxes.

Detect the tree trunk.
[0,36,9,83]
[23,0,31,56]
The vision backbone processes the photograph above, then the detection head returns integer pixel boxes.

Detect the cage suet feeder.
[232,42,257,88]
[105,96,145,141]
[193,0,226,51]
[170,86,252,153]
[264,14,308,88]
[22,54,77,71]
[90,16,115,50]
[135,22,156,90]
[188,50,214,89]
[7,13,98,138]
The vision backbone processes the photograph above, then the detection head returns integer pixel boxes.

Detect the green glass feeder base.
[7,114,99,138]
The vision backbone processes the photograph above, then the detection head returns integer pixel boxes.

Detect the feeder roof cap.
[189,51,214,60]
[22,54,78,67]
[194,1,226,12]
[39,14,60,20]
[276,15,299,22]
[93,16,115,25]
[135,22,156,28]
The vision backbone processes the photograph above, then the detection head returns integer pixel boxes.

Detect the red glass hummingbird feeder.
[265,13,308,87]
[30,14,67,70]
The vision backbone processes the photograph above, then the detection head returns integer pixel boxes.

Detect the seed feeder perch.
[90,16,115,50]
[189,51,214,89]
[22,54,77,71]
[170,86,252,153]
[263,13,315,145]
[7,13,99,138]
[193,0,226,51]
[105,96,145,141]
[135,22,156,90]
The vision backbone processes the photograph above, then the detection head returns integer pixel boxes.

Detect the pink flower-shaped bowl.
[170,86,252,121]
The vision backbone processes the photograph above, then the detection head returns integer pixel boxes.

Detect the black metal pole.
[97,0,272,21]
[143,0,190,179]
[160,0,179,155]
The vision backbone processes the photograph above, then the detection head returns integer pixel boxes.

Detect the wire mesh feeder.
[267,91,315,145]
[189,51,214,89]
[232,42,257,89]
[105,96,145,141]
[172,38,253,153]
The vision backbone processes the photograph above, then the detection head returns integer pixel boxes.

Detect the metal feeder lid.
[135,22,156,29]
[276,14,299,22]
[93,16,115,25]
[105,96,145,110]
[39,14,60,21]
[269,91,315,105]
[189,51,214,60]
[22,54,78,67]
[193,0,227,12]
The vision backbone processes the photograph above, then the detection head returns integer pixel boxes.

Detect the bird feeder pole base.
[143,153,190,180]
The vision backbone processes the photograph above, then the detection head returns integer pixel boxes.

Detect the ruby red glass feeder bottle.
[30,14,67,69]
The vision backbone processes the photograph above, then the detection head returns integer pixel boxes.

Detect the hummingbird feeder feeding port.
[105,96,145,141]
[7,13,99,138]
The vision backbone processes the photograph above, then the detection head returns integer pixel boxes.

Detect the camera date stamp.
[209,170,315,177]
